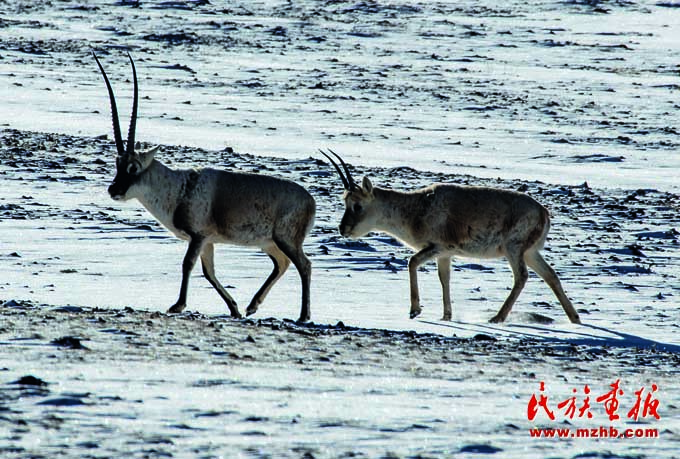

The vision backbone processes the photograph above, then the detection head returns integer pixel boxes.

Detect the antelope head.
[94,52,158,201]
[320,149,377,238]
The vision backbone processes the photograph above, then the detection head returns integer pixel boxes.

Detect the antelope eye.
[353,203,363,213]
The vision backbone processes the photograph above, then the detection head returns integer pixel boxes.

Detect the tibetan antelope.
[94,53,315,322]
[320,150,581,324]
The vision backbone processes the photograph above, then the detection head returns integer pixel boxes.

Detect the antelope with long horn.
[94,53,316,322]
[320,150,581,324]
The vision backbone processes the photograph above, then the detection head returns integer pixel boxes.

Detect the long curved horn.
[327,149,358,190]
[319,149,349,190]
[93,52,125,156]
[126,53,138,156]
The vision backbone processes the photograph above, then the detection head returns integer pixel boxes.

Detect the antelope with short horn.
[320,149,580,324]
[94,53,316,322]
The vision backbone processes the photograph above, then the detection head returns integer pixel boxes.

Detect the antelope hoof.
[441,314,452,321]
[245,304,258,317]
[488,314,505,324]
[409,309,422,319]
[228,302,242,319]
[167,303,186,314]
[296,314,310,324]
[570,315,582,325]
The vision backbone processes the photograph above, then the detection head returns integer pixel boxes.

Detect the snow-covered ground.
[1,0,680,190]
[1,1,679,457]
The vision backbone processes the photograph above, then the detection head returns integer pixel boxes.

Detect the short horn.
[126,53,138,156]
[93,52,125,156]
[327,149,358,190]
[319,149,349,190]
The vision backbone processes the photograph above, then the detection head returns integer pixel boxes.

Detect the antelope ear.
[362,176,373,194]
[144,145,160,157]
[137,145,159,166]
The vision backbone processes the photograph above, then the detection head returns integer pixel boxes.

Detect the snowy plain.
[1,0,679,458]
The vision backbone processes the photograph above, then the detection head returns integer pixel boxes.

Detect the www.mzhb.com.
[530,426,659,439]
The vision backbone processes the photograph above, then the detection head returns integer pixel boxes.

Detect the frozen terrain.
[1,0,679,458]
[1,0,680,190]
[1,302,679,459]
